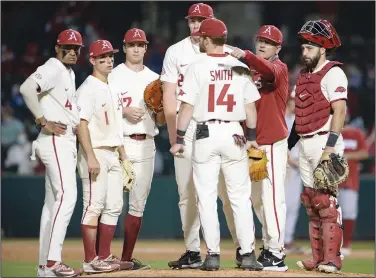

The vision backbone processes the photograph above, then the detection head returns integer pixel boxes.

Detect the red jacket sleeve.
[244,50,281,82]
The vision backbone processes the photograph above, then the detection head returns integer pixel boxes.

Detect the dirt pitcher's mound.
[84,268,373,277]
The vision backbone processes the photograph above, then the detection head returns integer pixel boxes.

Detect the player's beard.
[301,51,320,71]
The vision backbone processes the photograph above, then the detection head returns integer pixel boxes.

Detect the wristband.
[326,131,339,147]
[176,129,186,144]
[246,128,257,141]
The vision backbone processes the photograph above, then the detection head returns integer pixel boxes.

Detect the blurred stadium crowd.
[1,1,375,176]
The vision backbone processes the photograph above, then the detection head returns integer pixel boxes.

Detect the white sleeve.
[243,79,261,104]
[177,64,200,106]
[28,64,58,93]
[325,67,348,103]
[160,46,179,83]
[77,86,96,122]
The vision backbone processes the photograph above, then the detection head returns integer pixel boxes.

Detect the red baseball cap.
[89,40,119,58]
[57,29,84,46]
[191,18,227,37]
[123,28,149,44]
[185,3,214,19]
[257,25,283,45]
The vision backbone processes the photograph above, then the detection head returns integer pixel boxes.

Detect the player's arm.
[243,79,260,148]
[324,67,348,153]
[76,91,100,175]
[160,47,179,145]
[117,145,127,161]
[20,72,66,135]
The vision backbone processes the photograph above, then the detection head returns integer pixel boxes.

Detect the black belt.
[300,131,329,139]
[129,134,147,140]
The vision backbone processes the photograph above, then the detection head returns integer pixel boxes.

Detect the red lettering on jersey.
[104,111,109,125]
[178,89,186,96]
[208,84,236,112]
[65,99,72,110]
[123,97,132,107]
[178,74,184,87]
[334,86,346,93]
[210,69,233,81]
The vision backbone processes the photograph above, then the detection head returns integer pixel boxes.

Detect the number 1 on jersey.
[208,84,236,112]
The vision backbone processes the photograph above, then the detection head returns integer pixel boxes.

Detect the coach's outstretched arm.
[77,119,100,176]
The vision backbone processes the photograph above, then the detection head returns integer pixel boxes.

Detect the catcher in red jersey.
[287,20,348,274]
[231,25,289,271]
[338,111,369,256]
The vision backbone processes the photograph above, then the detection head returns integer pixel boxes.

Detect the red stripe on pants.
[81,173,92,224]
[47,135,64,256]
[271,144,281,241]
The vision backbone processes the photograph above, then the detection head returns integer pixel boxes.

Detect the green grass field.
[2,239,374,277]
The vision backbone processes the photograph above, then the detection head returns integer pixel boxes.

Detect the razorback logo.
[334,86,346,93]
[178,89,186,96]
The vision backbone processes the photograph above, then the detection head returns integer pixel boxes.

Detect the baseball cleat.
[259,251,288,272]
[199,253,220,271]
[240,251,263,271]
[83,256,120,273]
[168,251,203,269]
[103,254,134,270]
[44,262,83,277]
[126,258,151,270]
[317,263,341,273]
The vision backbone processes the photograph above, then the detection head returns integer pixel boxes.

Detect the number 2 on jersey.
[208,84,236,112]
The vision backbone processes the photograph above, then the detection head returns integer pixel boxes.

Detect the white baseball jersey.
[160,37,233,109]
[291,60,348,135]
[28,58,79,127]
[108,64,160,137]
[76,75,123,148]
[177,54,260,122]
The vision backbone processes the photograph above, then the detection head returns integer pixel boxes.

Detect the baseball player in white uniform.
[76,39,133,274]
[170,18,263,271]
[161,3,237,269]
[20,29,83,277]
[108,28,164,270]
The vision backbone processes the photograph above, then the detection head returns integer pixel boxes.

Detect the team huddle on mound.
[19,2,349,277]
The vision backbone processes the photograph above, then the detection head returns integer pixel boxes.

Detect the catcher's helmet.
[298,20,341,49]
[57,29,84,47]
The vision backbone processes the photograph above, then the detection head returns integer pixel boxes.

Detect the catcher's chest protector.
[295,61,343,134]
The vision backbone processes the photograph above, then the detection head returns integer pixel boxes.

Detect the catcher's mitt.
[313,152,349,196]
[144,79,163,114]
[120,159,136,192]
[248,148,268,182]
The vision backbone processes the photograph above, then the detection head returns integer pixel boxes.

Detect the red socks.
[97,223,116,259]
[342,219,355,248]
[81,224,98,263]
[121,214,142,261]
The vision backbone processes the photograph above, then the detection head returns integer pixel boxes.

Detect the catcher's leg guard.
[312,191,343,273]
[296,187,323,271]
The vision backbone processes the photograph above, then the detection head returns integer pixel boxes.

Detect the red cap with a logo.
[89,40,119,58]
[57,29,84,46]
[256,25,283,45]
[185,3,214,19]
[191,18,227,37]
[123,28,149,44]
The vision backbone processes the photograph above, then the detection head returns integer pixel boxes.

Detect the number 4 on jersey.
[208,84,236,112]
[65,99,72,110]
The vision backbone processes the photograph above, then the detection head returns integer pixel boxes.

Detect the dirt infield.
[2,239,374,277]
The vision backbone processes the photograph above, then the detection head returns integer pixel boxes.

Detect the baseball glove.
[248,148,268,182]
[120,159,136,192]
[144,79,163,114]
[313,152,349,196]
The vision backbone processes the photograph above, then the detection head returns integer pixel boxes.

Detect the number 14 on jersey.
[208,84,236,112]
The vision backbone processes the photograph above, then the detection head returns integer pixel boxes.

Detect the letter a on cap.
[192,4,201,14]
[102,41,110,49]
[69,31,78,41]
[263,26,272,35]
[133,29,142,38]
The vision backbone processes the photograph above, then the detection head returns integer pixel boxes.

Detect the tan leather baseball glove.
[248,148,268,182]
[144,79,163,114]
[313,152,349,196]
[120,159,136,192]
